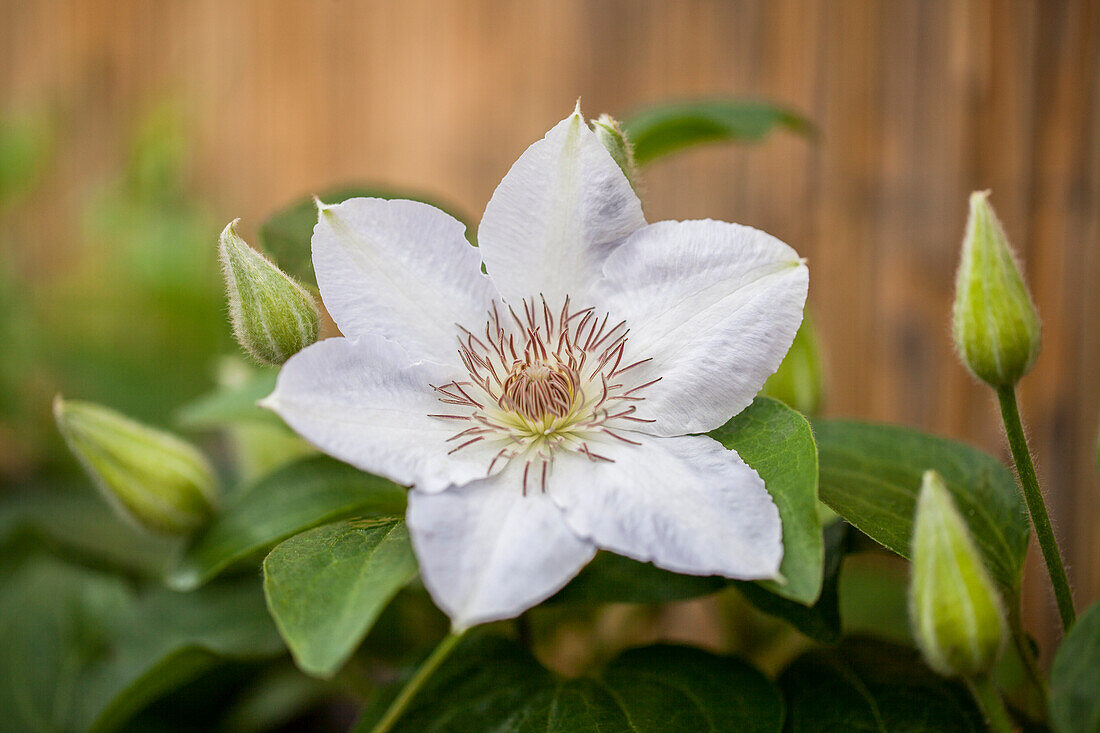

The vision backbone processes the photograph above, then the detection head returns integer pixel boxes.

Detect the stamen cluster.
[429,296,659,493]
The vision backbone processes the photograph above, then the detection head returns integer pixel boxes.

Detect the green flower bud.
[591,114,638,190]
[219,219,321,365]
[909,470,1007,678]
[761,312,824,415]
[54,397,219,534]
[952,191,1041,387]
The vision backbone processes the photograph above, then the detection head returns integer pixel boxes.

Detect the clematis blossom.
[263,107,809,629]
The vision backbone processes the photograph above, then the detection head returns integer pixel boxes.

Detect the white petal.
[262,335,496,492]
[406,466,596,629]
[478,109,646,306]
[312,197,497,363]
[598,220,808,435]
[550,433,782,579]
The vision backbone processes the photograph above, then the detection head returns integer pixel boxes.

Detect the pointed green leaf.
[81,578,284,733]
[624,99,812,166]
[814,420,1029,594]
[1050,600,1100,733]
[376,635,783,732]
[736,520,846,643]
[0,557,130,733]
[176,369,279,429]
[169,456,405,590]
[0,555,282,733]
[554,397,822,607]
[553,550,724,604]
[263,517,417,678]
[779,639,985,732]
[0,485,180,577]
[712,396,822,604]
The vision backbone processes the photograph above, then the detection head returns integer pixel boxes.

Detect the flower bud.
[952,191,1041,387]
[54,396,219,534]
[219,219,320,365]
[909,470,1006,678]
[591,114,638,190]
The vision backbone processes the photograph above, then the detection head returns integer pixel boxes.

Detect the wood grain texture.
[2,0,1098,651]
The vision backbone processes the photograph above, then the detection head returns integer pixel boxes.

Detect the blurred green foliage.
[0,103,232,480]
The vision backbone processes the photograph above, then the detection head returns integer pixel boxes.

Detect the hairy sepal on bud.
[591,114,638,191]
[219,219,321,365]
[54,397,219,534]
[909,470,1007,678]
[952,191,1041,387]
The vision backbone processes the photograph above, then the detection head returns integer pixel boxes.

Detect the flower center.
[428,296,661,494]
[502,360,576,420]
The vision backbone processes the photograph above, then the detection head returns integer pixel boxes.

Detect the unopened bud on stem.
[54,397,219,534]
[591,114,638,191]
[219,219,321,365]
[909,470,1007,678]
[952,191,1041,387]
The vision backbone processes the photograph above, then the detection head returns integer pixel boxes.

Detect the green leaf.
[383,635,783,732]
[169,456,406,590]
[0,556,130,733]
[551,398,821,608]
[0,484,180,577]
[1050,600,1100,733]
[263,517,417,678]
[555,397,822,607]
[779,638,985,732]
[554,551,726,604]
[837,552,913,643]
[80,578,285,733]
[258,184,475,286]
[712,396,823,604]
[736,520,846,643]
[176,368,279,429]
[624,99,812,166]
[175,363,316,483]
[814,420,1029,594]
[222,664,332,733]
[0,555,282,733]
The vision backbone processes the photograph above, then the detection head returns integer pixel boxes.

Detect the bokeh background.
[2,0,1098,655]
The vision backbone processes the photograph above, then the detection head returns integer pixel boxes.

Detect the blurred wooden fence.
[3,0,1098,649]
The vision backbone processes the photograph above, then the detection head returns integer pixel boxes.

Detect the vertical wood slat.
[1,0,1098,646]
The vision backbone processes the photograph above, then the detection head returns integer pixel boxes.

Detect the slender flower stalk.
[965,675,1015,733]
[997,385,1075,631]
[951,191,1075,632]
[371,631,467,733]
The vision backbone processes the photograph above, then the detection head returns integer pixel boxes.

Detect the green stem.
[1007,604,1049,708]
[996,385,1075,631]
[372,630,466,733]
[966,675,1014,733]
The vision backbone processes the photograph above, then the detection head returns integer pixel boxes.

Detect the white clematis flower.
[263,107,809,629]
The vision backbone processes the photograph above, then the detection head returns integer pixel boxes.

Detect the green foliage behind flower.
[0,103,232,479]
